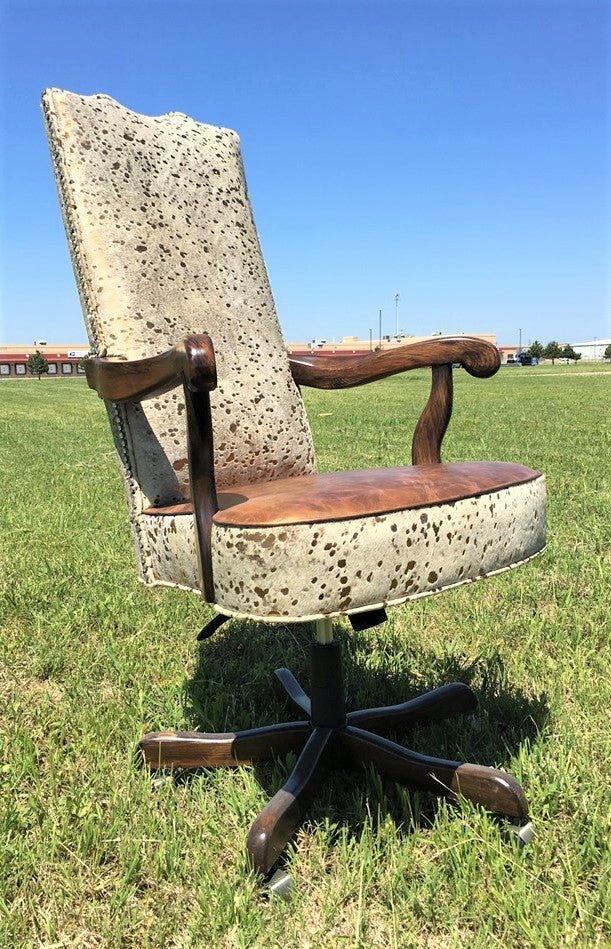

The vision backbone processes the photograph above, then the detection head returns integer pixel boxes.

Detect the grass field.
[1,365,610,947]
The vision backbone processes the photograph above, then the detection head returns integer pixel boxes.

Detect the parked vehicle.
[506,353,539,366]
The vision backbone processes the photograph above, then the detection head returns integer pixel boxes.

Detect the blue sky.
[1,0,608,346]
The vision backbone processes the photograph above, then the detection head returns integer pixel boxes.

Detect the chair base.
[139,639,529,877]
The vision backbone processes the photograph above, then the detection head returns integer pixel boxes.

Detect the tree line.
[523,341,571,364]
[524,341,611,364]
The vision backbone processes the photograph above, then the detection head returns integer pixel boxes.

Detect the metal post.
[311,619,346,726]
[379,309,382,350]
[395,292,400,336]
[314,617,333,644]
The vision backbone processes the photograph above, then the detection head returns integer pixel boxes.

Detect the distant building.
[570,339,611,362]
[287,332,496,357]
[497,345,520,363]
[0,342,89,378]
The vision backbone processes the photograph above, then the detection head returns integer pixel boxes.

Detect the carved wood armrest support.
[289,337,500,465]
[84,332,217,402]
[412,364,453,465]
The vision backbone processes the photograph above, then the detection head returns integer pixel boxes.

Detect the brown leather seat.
[144,461,540,528]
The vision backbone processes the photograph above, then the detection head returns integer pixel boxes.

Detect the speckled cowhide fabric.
[42,89,316,581]
[142,476,546,621]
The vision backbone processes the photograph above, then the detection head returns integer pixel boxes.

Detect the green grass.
[1,366,610,947]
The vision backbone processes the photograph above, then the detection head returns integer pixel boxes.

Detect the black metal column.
[309,640,347,728]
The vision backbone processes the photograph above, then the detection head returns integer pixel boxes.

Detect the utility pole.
[379,309,382,350]
[518,328,522,354]
[394,292,400,337]
[369,328,372,352]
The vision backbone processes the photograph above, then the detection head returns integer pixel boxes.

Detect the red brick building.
[0,342,89,378]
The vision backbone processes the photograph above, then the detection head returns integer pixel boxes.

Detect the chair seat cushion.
[140,461,546,621]
[145,462,539,525]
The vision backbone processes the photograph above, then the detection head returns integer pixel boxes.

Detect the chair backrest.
[42,89,316,517]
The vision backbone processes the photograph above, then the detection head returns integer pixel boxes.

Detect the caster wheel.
[151,774,174,791]
[506,820,535,845]
[265,868,294,899]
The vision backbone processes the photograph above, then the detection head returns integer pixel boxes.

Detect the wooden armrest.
[86,331,219,603]
[84,333,217,402]
[289,336,500,389]
[290,336,500,467]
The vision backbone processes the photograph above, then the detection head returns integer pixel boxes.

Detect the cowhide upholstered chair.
[43,88,546,879]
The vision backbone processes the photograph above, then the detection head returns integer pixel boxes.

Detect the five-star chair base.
[139,629,529,878]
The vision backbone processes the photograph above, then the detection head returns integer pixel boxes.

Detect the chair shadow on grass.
[179,616,549,844]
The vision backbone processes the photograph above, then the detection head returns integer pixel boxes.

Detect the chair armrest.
[87,332,219,603]
[84,333,217,402]
[290,336,500,466]
[289,336,500,389]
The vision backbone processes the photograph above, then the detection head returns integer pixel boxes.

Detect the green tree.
[604,344,611,362]
[543,341,562,365]
[26,350,49,380]
[527,340,544,359]
[561,345,581,364]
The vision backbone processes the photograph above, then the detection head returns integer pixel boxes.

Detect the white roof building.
[570,339,611,361]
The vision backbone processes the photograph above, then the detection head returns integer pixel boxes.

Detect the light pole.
[379,309,382,350]
[394,292,400,337]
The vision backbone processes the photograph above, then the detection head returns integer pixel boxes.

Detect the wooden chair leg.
[139,721,311,771]
[273,668,312,718]
[341,725,528,822]
[247,726,333,876]
[196,613,229,641]
[347,682,476,733]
